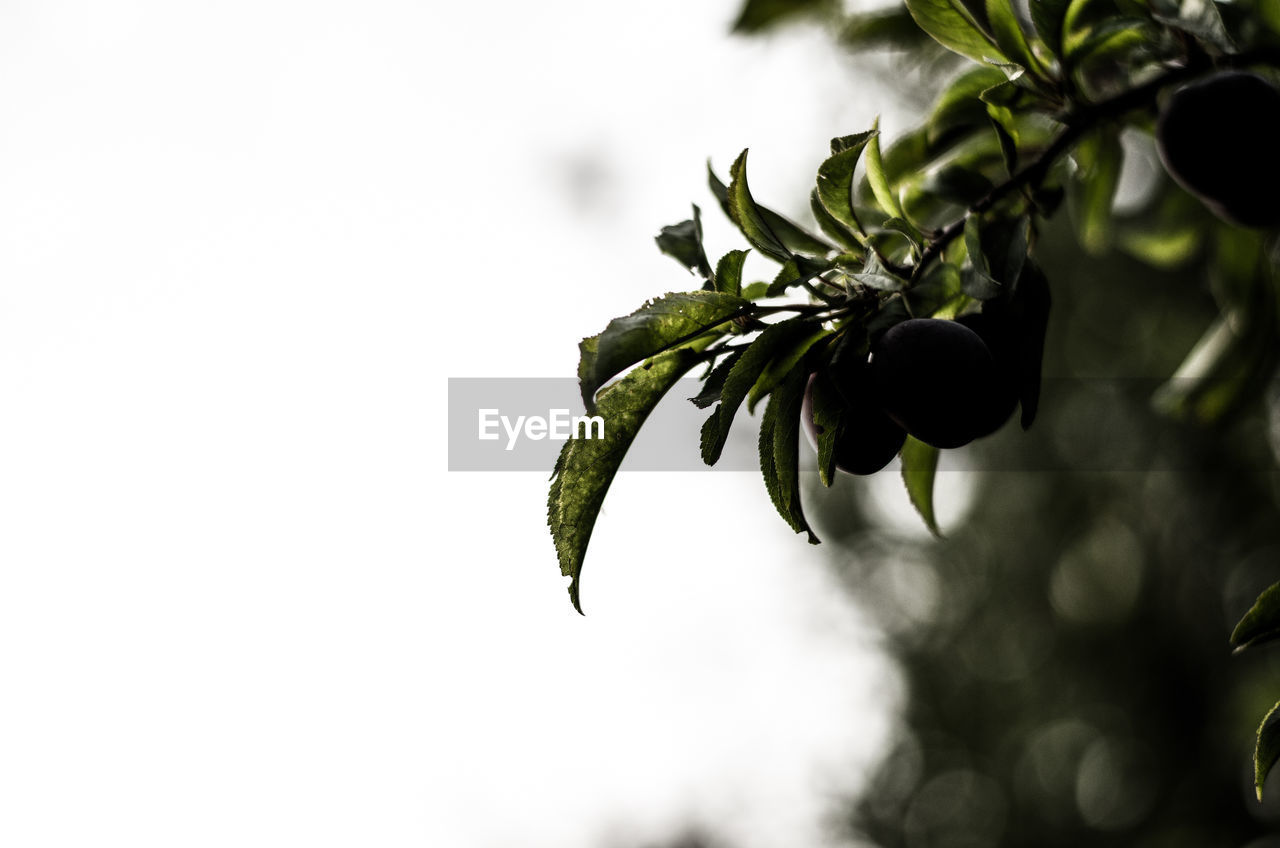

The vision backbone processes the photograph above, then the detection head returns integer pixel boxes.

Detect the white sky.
[0,2,925,846]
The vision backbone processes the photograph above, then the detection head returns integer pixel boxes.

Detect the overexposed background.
[0,2,921,845]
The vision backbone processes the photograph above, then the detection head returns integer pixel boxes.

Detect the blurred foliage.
[807,214,1280,846]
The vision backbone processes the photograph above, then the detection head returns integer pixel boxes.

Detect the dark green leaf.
[700,317,818,465]
[550,344,709,614]
[758,364,820,543]
[742,280,772,300]
[853,250,908,291]
[655,204,713,279]
[1257,701,1280,801]
[1010,258,1051,428]
[690,348,747,409]
[1231,582,1280,653]
[1030,0,1072,55]
[900,435,942,537]
[929,65,1010,143]
[841,6,940,52]
[578,291,749,414]
[732,0,833,33]
[1149,0,1235,53]
[748,326,830,412]
[807,368,845,487]
[714,249,750,297]
[905,0,1007,63]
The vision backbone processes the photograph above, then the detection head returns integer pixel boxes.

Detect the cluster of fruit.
[804,315,1020,474]
[804,69,1280,477]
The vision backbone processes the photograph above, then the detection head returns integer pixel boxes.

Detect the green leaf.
[655,204,713,279]
[929,65,1010,143]
[713,154,835,262]
[1257,701,1280,801]
[758,364,820,543]
[816,131,877,237]
[904,0,1007,63]
[984,0,1043,75]
[1069,129,1123,254]
[852,250,908,291]
[900,435,942,537]
[810,188,865,253]
[766,259,804,298]
[714,249,750,297]
[865,121,906,220]
[742,280,771,300]
[578,291,749,414]
[550,344,709,614]
[807,368,845,486]
[1030,0,1072,55]
[1064,17,1158,65]
[732,0,833,33]
[727,149,792,263]
[1231,583,1280,653]
[840,6,938,52]
[1149,0,1235,53]
[690,348,747,410]
[700,317,818,465]
[748,327,831,412]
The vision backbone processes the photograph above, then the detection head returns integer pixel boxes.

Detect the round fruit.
[954,312,1020,438]
[1156,71,1280,229]
[802,367,906,476]
[868,318,1006,449]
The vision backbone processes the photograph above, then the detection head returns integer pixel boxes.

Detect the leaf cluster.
[549,0,1280,614]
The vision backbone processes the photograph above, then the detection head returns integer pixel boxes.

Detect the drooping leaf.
[578,291,749,414]
[714,249,750,297]
[654,204,713,279]
[689,348,747,409]
[758,363,820,543]
[1231,582,1280,653]
[766,259,804,298]
[807,368,845,486]
[904,0,1007,63]
[816,131,877,237]
[748,327,831,412]
[900,435,942,537]
[550,344,708,614]
[700,317,818,465]
[1257,701,1280,801]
